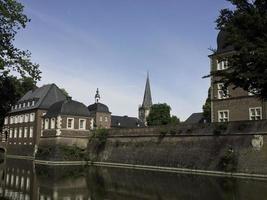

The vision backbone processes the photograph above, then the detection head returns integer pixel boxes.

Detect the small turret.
[95,88,100,103]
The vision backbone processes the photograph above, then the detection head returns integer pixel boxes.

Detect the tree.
[0,76,36,129]
[0,0,41,127]
[208,0,267,99]
[147,103,179,126]
[202,87,211,123]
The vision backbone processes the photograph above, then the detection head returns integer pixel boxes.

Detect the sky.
[15,0,231,121]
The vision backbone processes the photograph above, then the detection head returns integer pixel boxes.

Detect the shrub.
[213,123,228,135]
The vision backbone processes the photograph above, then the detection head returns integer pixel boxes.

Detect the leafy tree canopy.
[147,103,179,126]
[0,0,41,128]
[202,87,211,123]
[209,0,267,99]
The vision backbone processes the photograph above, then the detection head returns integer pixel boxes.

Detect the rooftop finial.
[95,88,100,103]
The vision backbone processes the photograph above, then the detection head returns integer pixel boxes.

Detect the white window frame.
[15,105,17,109]
[24,114,29,123]
[14,128,17,138]
[10,116,13,124]
[24,127,28,138]
[99,116,103,122]
[249,107,262,121]
[44,119,49,130]
[27,102,30,107]
[30,113,35,122]
[14,116,18,124]
[50,118,55,129]
[217,83,229,99]
[4,117,8,125]
[19,128,22,138]
[217,59,229,71]
[29,127,33,138]
[23,103,26,108]
[67,118,74,129]
[31,101,35,106]
[9,129,13,138]
[218,110,229,122]
[79,119,86,130]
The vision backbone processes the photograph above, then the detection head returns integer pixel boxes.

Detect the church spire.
[142,72,152,108]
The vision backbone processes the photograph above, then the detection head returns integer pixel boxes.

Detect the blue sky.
[15,0,231,120]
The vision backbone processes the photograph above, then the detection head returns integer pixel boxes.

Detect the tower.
[139,73,153,125]
[95,88,100,103]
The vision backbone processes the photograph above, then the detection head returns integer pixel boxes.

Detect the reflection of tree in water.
[86,167,107,200]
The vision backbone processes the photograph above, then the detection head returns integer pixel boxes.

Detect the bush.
[218,147,237,172]
[213,123,228,135]
[90,128,109,153]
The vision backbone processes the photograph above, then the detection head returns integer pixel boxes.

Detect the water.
[0,159,266,200]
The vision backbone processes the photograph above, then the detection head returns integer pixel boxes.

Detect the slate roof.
[141,73,152,108]
[44,98,90,118]
[185,113,206,124]
[9,84,67,113]
[111,115,145,128]
[217,30,234,54]
[88,102,110,113]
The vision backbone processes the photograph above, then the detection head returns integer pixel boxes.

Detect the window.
[24,114,29,123]
[27,102,30,107]
[15,105,17,109]
[31,101,35,106]
[23,103,26,108]
[217,83,229,99]
[249,107,262,120]
[30,113,35,122]
[20,115,24,123]
[14,128,17,138]
[10,117,13,124]
[218,110,229,122]
[18,104,21,109]
[67,118,74,129]
[19,128,22,138]
[9,129,13,138]
[44,119,49,129]
[105,117,108,122]
[99,116,103,122]
[14,116,18,124]
[79,119,86,130]
[4,117,8,125]
[217,59,228,70]
[24,127,28,138]
[51,118,55,129]
[29,127,33,138]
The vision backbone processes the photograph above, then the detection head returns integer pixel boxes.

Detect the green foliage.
[0,0,41,80]
[59,146,88,161]
[209,0,267,99]
[147,103,179,126]
[0,0,41,128]
[202,87,211,123]
[213,123,228,135]
[90,128,108,153]
[219,147,237,172]
[0,76,36,129]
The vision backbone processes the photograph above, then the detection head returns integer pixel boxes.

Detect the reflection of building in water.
[0,159,36,200]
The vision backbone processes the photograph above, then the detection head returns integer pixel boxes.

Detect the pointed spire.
[95,88,100,103]
[142,72,152,108]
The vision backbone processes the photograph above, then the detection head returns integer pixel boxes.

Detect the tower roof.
[142,73,152,108]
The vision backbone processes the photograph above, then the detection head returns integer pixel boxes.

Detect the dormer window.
[15,105,17,109]
[18,104,21,109]
[217,59,229,71]
[31,101,35,106]
[23,103,26,108]
[27,102,30,107]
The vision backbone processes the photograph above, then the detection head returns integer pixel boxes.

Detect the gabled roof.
[141,73,152,108]
[185,112,205,124]
[111,115,145,128]
[44,98,90,118]
[9,84,67,113]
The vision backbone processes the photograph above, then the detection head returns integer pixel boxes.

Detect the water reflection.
[0,158,266,200]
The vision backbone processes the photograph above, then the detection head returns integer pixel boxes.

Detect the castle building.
[138,73,153,125]
[2,84,67,156]
[209,31,267,122]
[87,89,112,129]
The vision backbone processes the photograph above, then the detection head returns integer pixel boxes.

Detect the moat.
[0,159,266,200]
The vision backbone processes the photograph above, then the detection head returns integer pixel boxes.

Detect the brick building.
[210,31,267,122]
